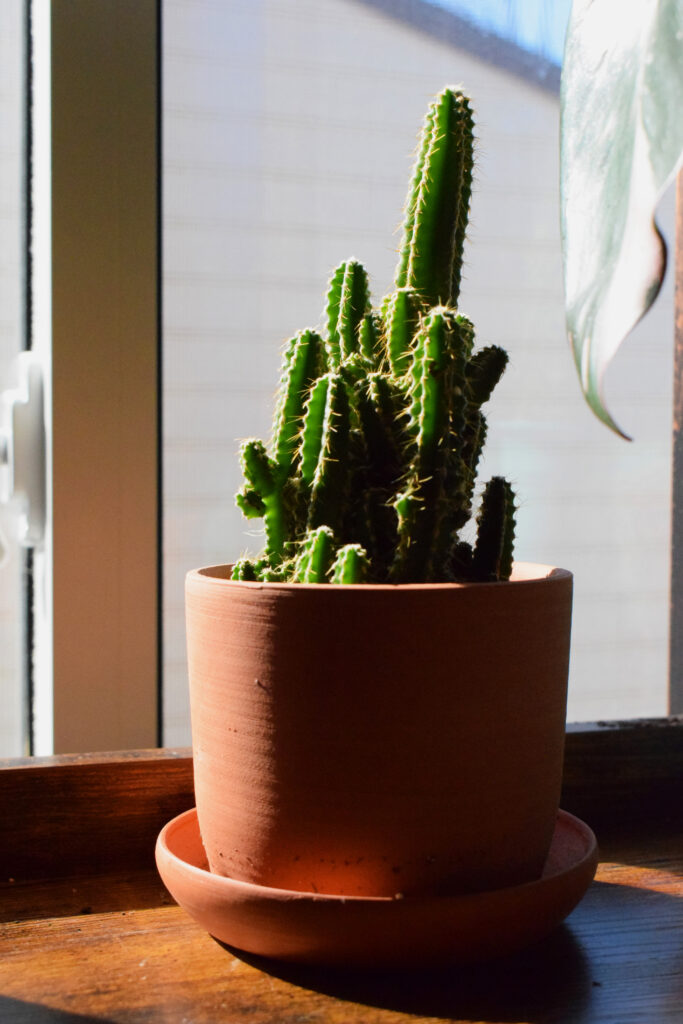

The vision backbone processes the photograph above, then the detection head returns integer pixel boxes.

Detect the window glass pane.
[162,0,674,741]
[0,0,28,756]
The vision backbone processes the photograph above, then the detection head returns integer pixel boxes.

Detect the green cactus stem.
[394,101,436,291]
[235,485,266,520]
[339,260,371,361]
[331,543,371,583]
[471,477,516,581]
[384,288,422,378]
[323,262,345,369]
[358,311,383,367]
[356,372,402,489]
[238,439,291,563]
[458,408,487,527]
[399,88,474,308]
[391,488,422,580]
[407,309,454,463]
[325,259,371,366]
[231,557,259,581]
[467,345,509,405]
[360,489,398,578]
[300,375,330,487]
[339,353,372,394]
[306,373,352,536]
[231,556,286,582]
[450,540,474,579]
[394,308,481,580]
[293,525,336,582]
[397,308,456,576]
[435,313,474,533]
[272,329,325,476]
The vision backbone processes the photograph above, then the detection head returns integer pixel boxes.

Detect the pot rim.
[187,561,572,591]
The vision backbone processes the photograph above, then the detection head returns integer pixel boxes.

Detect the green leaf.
[560,0,683,437]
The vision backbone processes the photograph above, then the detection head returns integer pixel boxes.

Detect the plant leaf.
[560,0,683,437]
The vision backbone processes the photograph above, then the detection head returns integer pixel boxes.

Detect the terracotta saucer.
[155,808,598,969]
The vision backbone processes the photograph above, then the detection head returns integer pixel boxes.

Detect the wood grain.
[1,837,682,1023]
[0,749,193,881]
[0,738,682,1021]
[0,870,172,924]
[561,717,683,826]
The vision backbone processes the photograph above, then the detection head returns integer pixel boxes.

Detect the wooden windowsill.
[0,725,682,1022]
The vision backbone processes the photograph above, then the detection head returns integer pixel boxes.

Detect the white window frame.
[31,0,160,753]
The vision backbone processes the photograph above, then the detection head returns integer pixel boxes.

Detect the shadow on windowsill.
[220,924,594,1023]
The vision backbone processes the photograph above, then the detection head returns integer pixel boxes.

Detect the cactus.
[331,544,371,584]
[471,477,516,582]
[232,87,516,584]
[293,525,336,583]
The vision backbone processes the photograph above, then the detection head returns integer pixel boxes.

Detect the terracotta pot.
[186,562,572,899]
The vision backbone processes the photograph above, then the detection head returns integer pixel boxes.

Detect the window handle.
[0,353,46,549]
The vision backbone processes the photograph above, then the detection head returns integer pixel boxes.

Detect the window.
[1,0,678,755]
[162,0,675,743]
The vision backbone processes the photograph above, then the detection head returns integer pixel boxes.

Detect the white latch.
[0,352,46,549]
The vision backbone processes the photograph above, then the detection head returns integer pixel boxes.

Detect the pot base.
[156,808,597,968]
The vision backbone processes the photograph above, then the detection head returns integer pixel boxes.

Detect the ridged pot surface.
[186,562,572,898]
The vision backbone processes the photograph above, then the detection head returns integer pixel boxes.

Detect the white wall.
[163,0,674,742]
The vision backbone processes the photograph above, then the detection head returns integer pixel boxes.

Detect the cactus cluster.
[233,87,516,585]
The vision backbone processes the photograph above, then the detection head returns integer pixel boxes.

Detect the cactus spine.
[233,87,516,583]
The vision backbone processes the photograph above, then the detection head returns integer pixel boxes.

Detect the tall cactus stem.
[395,102,437,290]
[402,88,474,307]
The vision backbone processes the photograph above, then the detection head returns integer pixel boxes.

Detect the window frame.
[30,0,161,753]
[670,169,683,715]
[24,0,683,754]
